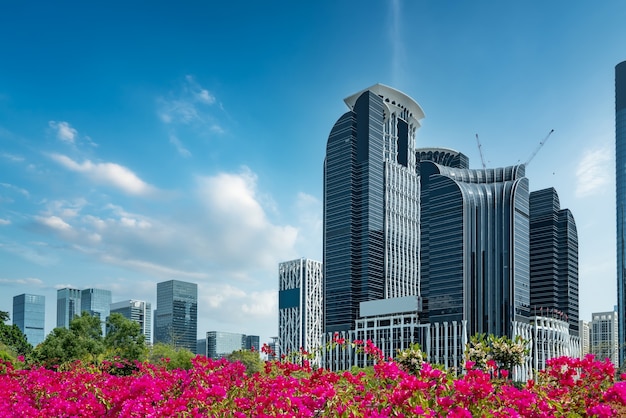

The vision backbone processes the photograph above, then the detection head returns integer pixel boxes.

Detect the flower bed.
[1,348,625,417]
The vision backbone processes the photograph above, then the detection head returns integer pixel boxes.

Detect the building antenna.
[525,129,555,166]
[475,134,487,169]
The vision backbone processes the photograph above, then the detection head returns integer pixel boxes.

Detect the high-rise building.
[419,161,531,337]
[580,320,591,357]
[154,280,197,353]
[616,60,626,366]
[196,338,207,356]
[81,288,112,335]
[278,258,323,361]
[206,331,244,359]
[110,299,152,344]
[323,84,424,333]
[529,188,579,335]
[12,294,45,345]
[244,335,260,351]
[591,310,619,367]
[57,287,82,328]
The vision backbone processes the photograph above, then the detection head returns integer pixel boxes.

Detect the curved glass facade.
[616,61,626,365]
[323,85,424,333]
[420,162,530,337]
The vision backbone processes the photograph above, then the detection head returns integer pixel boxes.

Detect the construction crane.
[475,134,486,169]
[525,129,555,166]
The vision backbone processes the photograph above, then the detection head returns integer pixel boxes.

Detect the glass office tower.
[529,188,579,335]
[81,288,112,335]
[323,84,424,333]
[57,287,82,328]
[617,60,626,366]
[205,331,245,359]
[12,294,45,345]
[110,299,152,344]
[154,280,197,353]
[420,161,530,337]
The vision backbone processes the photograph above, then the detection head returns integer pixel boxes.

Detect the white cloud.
[157,75,222,129]
[198,285,278,332]
[389,0,407,87]
[0,183,30,198]
[195,168,298,271]
[49,121,77,143]
[169,133,192,157]
[575,145,613,198]
[294,192,323,260]
[99,255,209,279]
[196,89,215,104]
[43,198,87,219]
[1,152,24,162]
[49,153,156,196]
[0,219,10,225]
[0,277,45,287]
[36,215,72,232]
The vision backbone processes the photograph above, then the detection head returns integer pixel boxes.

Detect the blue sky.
[0,1,624,345]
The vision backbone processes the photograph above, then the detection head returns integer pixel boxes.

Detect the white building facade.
[278,258,323,364]
[591,310,619,367]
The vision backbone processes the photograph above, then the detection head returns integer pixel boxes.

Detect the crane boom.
[475,134,486,169]
[525,129,554,166]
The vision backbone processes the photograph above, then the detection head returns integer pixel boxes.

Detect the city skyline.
[1,2,625,345]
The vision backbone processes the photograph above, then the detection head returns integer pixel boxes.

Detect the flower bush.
[1,340,625,417]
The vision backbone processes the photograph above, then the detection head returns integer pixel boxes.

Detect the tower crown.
[343,84,425,128]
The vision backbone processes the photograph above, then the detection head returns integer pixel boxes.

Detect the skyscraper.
[244,335,260,351]
[529,188,579,335]
[12,294,45,345]
[420,161,530,337]
[154,280,197,353]
[591,310,619,367]
[57,287,82,328]
[81,288,112,335]
[205,331,244,359]
[278,258,323,361]
[616,60,626,366]
[323,84,424,333]
[110,299,152,344]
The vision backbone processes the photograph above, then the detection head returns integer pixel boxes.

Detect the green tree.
[147,342,194,370]
[33,312,104,368]
[227,349,264,375]
[104,313,147,362]
[0,310,32,357]
[0,311,9,323]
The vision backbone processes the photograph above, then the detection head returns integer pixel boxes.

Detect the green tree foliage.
[0,311,32,357]
[0,311,10,323]
[104,313,147,362]
[33,312,105,367]
[147,343,194,370]
[227,349,264,375]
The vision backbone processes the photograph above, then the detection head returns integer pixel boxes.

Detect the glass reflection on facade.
[206,331,244,359]
[154,280,197,353]
[81,288,112,335]
[13,293,45,345]
[110,299,152,344]
[323,84,424,333]
[616,60,626,366]
[420,161,530,338]
[529,188,579,336]
[57,287,82,328]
